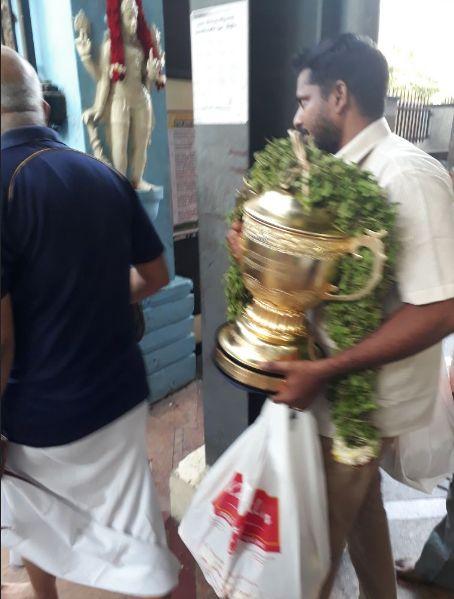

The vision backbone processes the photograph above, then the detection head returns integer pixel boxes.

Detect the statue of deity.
[74,0,166,191]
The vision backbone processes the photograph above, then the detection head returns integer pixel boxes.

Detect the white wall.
[417,105,454,155]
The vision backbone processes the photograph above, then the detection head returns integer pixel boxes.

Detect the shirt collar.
[335,117,391,164]
[1,125,63,150]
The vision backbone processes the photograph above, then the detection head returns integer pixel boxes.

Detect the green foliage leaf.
[224,136,398,451]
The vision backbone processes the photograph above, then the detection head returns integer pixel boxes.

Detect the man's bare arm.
[268,299,454,406]
[226,220,243,261]
[1,295,14,398]
[130,255,169,304]
[320,299,454,377]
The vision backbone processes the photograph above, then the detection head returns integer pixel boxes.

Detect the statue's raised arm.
[145,25,166,90]
[83,39,111,126]
[74,10,99,82]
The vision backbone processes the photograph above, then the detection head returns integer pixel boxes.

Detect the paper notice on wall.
[168,111,198,226]
[190,1,248,124]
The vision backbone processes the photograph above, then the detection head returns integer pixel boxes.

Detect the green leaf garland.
[224,137,398,459]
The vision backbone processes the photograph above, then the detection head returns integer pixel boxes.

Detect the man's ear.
[332,80,349,115]
[42,100,51,124]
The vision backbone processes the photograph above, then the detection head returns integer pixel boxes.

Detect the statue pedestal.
[137,186,163,223]
[139,187,196,403]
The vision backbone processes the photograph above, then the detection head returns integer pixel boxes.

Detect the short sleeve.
[387,167,454,305]
[128,187,164,265]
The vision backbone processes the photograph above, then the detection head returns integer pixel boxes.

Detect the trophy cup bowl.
[215,190,387,394]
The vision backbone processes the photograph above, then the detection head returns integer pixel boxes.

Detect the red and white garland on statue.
[106,0,160,82]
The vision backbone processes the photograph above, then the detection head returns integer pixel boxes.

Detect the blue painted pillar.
[28,0,196,402]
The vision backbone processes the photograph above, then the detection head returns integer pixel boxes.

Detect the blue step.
[142,276,193,309]
[143,294,194,331]
[143,333,196,375]
[139,275,196,402]
[140,316,194,353]
[147,353,197,403]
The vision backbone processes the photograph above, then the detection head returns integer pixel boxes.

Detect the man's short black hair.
[294,34,389,120]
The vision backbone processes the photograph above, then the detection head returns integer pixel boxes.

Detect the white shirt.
[312,118,454,438]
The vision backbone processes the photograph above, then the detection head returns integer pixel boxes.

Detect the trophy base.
[214,322,316,394]
[214,343,284,394]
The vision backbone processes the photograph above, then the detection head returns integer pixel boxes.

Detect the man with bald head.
[1,46,49,133]
[1,47,179,598]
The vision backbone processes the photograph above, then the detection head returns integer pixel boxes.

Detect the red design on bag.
[212,473,280,554]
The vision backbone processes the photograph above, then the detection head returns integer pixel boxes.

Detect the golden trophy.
[215,139,387,393]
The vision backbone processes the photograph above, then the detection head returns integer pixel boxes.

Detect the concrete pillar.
[338,0,380,42]
[191,0,323,464]
[322,0,380,42]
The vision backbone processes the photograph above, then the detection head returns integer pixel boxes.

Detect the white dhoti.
[1,402,180,597]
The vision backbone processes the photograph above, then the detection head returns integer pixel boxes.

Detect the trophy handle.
[324,229,387,302]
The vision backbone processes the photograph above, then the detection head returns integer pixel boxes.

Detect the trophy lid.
[243,190,342,237]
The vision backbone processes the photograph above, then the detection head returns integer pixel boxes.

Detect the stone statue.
[74,0,166,191]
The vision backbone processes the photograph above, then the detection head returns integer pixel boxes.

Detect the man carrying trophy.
[227,35,454,598]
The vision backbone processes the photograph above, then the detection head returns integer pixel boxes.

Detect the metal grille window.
[390,87,432,144]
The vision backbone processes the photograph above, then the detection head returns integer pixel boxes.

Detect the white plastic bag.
[381,339,454,493]
[179,400,330,599]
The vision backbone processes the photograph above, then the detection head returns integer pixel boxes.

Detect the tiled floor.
[146,382,205,514]
[2,381,453,598]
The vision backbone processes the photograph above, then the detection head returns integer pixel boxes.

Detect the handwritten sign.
[168,111,198,226]
[190,1,248,124]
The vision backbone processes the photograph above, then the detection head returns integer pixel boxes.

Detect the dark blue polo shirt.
[1,126,164,447]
